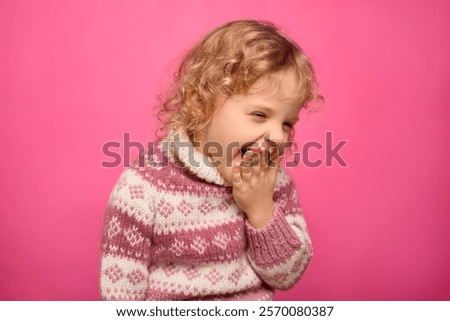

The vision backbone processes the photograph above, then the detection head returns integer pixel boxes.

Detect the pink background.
[1,0,449,300]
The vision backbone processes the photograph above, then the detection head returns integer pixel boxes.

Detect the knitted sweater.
[99,130,313,300]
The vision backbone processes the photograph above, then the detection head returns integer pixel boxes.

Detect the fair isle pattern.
[100,130,313,300]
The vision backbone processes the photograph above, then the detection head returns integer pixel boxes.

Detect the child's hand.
[231,145,282,228]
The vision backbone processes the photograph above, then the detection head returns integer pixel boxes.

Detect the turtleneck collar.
[161,129,231,187]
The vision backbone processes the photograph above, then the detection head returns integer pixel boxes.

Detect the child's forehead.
[246,70,302,104]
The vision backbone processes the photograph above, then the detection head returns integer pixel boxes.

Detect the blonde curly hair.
[157,19,323,139]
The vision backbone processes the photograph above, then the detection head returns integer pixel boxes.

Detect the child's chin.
[216,163,233,185]
[217,153,241,185]
[218,167,233,186]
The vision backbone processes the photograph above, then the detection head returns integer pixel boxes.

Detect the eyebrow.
[252,104,299,122]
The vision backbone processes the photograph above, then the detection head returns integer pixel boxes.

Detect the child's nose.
[263,127,286,146]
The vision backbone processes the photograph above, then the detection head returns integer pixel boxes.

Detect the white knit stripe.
[108,167,157,226]
[152,194,244,234]
[286,212,308,231]
[100,254,149,298]
[147,255,262,297]
[153,216,244,235]
[285,213,313,246]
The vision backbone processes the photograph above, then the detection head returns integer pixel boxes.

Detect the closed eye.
[283,122,294,129]
[251,112,266,120]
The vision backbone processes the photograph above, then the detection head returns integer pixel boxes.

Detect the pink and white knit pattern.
[100,130,313,300]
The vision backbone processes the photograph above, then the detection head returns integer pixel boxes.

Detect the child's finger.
[231,161,242,185]
[268,155,283,177]
[268,148,279,168]
[259,146,269,171]
[248,150,261,176]
[240,158,253,179]
[242,150,259,176]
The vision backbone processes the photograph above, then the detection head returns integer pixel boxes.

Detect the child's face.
[195,70,301,185]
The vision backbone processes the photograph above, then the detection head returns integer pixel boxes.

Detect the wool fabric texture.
[99,130,313,300]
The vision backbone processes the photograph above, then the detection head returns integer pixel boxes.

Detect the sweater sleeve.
[244,167,313,290]
[99,167,155,300]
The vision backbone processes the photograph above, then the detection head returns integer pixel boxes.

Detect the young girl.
[100,20,321,300]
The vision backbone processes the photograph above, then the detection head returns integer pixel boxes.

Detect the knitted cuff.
[245,204,301,268]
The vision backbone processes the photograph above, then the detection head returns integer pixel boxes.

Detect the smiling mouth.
[239,141,276,166]
[240,141,259,157]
